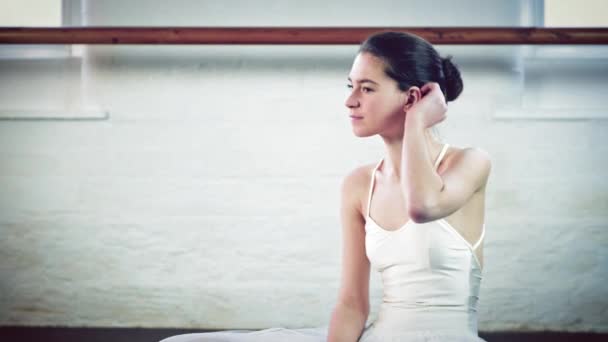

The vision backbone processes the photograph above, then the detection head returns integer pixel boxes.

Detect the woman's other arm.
[327,167,371,342]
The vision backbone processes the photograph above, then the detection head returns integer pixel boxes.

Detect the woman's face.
[345,52,410,138]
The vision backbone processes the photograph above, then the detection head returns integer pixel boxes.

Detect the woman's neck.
[380,129,442,181]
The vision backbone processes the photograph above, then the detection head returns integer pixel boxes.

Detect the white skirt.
[358,307,487,342]
[159,324,487,342]
[159,326,328,342]
[359,324,487,341]
[160,308,486,342]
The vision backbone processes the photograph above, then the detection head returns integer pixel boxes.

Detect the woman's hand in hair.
[405,82,447,129]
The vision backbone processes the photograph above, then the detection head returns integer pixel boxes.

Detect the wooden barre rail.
[1,27,608,45]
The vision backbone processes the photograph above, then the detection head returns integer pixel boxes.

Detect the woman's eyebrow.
[347,77,379,85]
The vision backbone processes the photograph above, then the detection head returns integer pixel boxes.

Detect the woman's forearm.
[327,302,368,342]
[401,117,444,216]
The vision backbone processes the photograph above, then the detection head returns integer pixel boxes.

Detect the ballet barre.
[0,27,607,45]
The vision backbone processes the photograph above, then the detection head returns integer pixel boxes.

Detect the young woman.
[327,31,490,341]
[160,31,490,342]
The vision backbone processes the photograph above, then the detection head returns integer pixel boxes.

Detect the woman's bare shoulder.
[445,144,491,168]
[446,143,489,156]
[341,161,379,213]
[343,161,378,189]
[443,144,492,191]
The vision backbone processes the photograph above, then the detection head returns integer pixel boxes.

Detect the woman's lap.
[159,327,328,342]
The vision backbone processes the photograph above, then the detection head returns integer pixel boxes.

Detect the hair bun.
[441,55,463,102]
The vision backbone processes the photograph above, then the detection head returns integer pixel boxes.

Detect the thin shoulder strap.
[366,158,384,218]
[472,224,485,250]
[433,143,450,170]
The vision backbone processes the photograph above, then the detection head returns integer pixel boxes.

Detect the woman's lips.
[350,115,363,120]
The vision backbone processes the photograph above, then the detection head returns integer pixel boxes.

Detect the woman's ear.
[409,86,422,101]
[403,86,421,111]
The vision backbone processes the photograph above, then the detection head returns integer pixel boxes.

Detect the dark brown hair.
[359,31,463,102]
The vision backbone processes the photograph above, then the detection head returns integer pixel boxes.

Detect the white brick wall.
[0,0,606,333]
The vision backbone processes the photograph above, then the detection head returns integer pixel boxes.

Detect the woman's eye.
[346,84,374,93]
[346,84,373,92]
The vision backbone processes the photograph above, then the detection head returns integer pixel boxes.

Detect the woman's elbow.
[408,203,434,223]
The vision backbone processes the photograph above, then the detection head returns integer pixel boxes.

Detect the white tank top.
[364,143,485,335]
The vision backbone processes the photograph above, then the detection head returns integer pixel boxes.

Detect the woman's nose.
[345,92,359,108]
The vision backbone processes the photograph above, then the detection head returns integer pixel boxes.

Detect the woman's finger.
[420,82,438,96]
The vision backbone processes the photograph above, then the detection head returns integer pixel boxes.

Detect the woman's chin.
[352,128,374,138]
